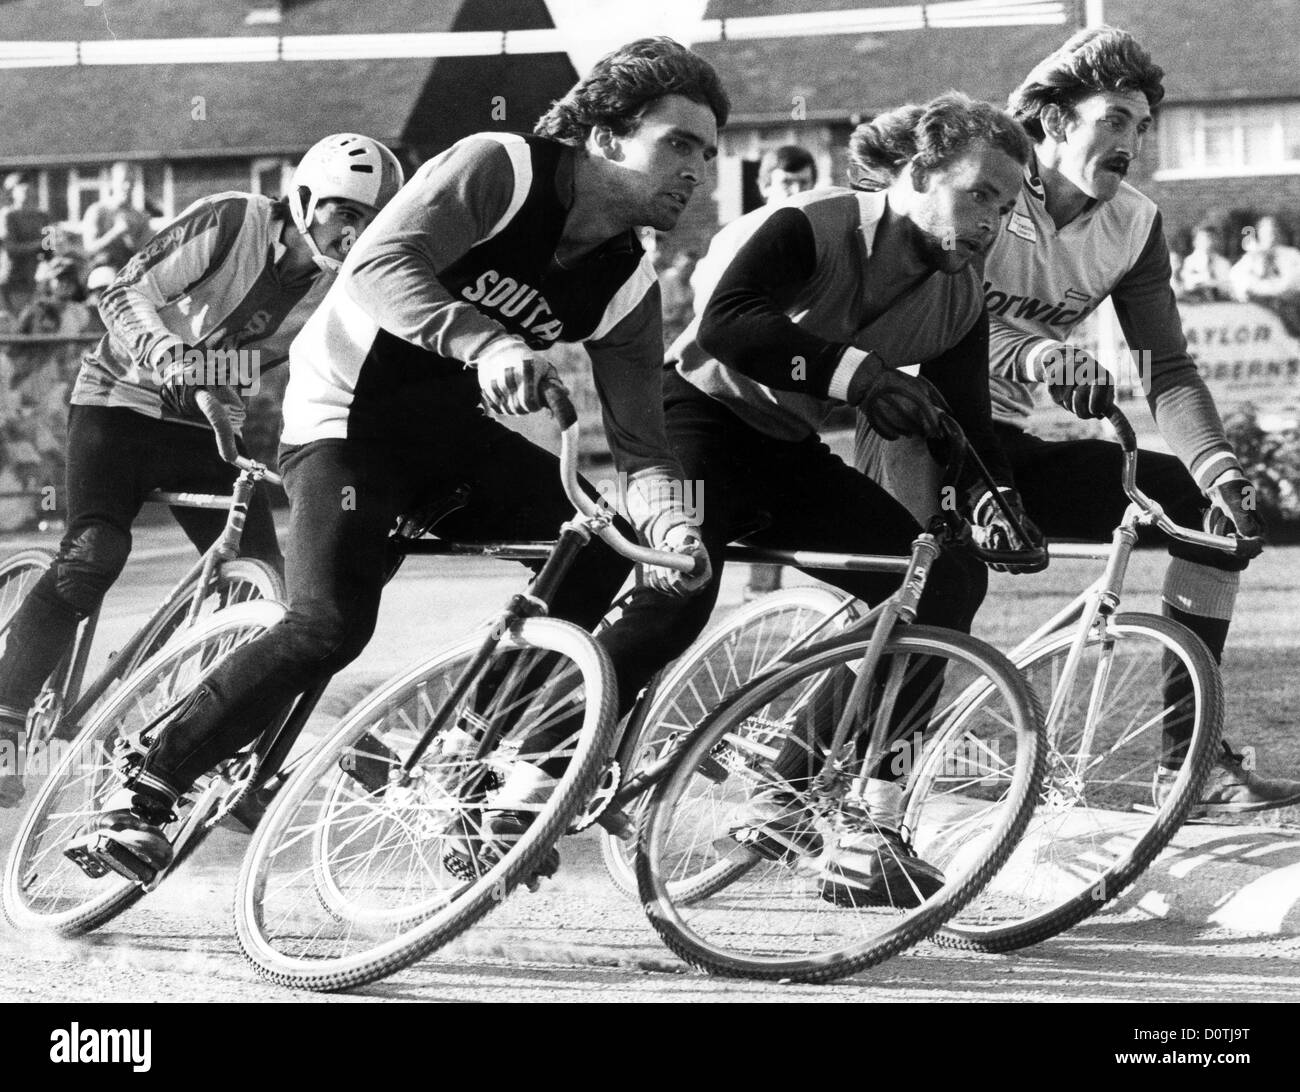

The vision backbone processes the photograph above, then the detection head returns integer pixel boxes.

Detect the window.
[250,157,291,198]
[1157,102,1300,178]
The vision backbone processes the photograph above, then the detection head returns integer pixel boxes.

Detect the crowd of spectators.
[1171,212,1300,335]
[0,162,155,529]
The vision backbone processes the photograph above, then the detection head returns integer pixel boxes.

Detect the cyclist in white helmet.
[0,134,403,808]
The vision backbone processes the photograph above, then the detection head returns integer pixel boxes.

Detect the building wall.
[1139,172,1300,256]
[170,158,262,211]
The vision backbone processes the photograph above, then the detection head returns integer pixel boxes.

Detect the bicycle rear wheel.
[637,625,1045,983]
[1,601,285,936]
[932,611,1222,951]
[0,548,52,636]
[235,616,616,992]
[127,558,285,672]
[600,586,858,897]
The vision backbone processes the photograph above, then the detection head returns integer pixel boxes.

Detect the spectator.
[1180,223,1233,301]
[757,144,818,204]
[0,173,52,317]
[19,255,95,338]
[1169,246,1186,299]
[1230,215,1300,305]
[80,161,153,275]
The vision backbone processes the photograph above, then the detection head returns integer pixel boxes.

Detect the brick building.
[680,0,1300,259]
[0,0,575,227]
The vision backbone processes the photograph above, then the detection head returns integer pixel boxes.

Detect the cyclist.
[71,38,725,881]
[967,27,1298,812]
[0,133,403,808]
[638,92,1041,906]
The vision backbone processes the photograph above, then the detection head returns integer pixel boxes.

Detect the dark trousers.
[0,403,281,732]
[144,419,639,790]
[145,373,986,796]
[993,424,1244,572]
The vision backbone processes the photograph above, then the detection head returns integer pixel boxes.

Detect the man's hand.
[478,343,562,416]
[972,487,1048,574]
[644,524,712,598]
[1205,475,1266,544]
[1040,344,1115,420]
[846,353,941,441]
[156,349,243,420]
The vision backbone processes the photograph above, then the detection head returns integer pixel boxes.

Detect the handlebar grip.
[196,390,240,464]
[542,380,577,430]
[1107,407,1138,452]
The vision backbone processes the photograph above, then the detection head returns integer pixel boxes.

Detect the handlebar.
[195,391,284,488]
[543,380,698,576]
[1105,407,1261,561]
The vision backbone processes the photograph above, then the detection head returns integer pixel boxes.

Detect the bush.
[1222,403,1300,527]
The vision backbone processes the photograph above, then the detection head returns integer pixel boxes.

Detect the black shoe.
[64,793,175,884]
[819,827,945,909]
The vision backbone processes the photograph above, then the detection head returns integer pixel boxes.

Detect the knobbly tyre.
[632,412,1051,983]
[232,384,709,990]
[928,406,1262,951]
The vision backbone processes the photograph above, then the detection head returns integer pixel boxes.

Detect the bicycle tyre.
[234,615,617,992]
[600,586,858,898]
[126,558,285,673]
[636,625,1045,983]
[1,601,286,936]
[932,611,1223,952]
[0,548,53,636]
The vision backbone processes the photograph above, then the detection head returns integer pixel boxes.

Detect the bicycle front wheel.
[934,612,1222,952]
[1,601,286,936]
[600,586,858,898]
[235,616,616,992]
[637,625,1045,983]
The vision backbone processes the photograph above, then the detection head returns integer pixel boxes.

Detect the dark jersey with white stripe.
[284,133,685,537]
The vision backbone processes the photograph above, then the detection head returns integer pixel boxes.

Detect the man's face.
[603,94,719,231]
[1193,229,1218,255]
[1255,217,1279,250]
[310,198,379,265]
[1049,90,1152,203]
[9,182,30,207]
[762,165,816,204]
[907,141,1024,273]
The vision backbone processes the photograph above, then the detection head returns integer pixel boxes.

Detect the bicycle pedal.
[63,836,113,879]
[63,833,158,885]
[696,755,728,782]
[594,807,632,839]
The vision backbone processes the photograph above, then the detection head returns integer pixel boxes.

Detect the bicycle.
[2,391,286,933]
[634,406,1256,961]
[233,404,1048,989]
[0,397,285,757]
[928,406,1257,951]
[1,386,697,948]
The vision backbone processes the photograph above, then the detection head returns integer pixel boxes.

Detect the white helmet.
[289,133,404,272]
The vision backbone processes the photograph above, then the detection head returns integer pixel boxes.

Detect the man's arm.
[920,310,1016,500]
[585,271,691,544]
[697,206,878,400]
[81,204,129,257]
[342,135,536,368]
[97,197,243,379]
[1112,212,1241,489]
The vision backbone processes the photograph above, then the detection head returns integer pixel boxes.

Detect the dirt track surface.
[3,831,1298,1003]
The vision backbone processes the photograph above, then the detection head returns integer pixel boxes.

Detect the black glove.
[1204,476,1267,547]
[1040,345,1115,420]
[157,350,241,420]
[846,353,940,441]
[973,487,1048,574]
